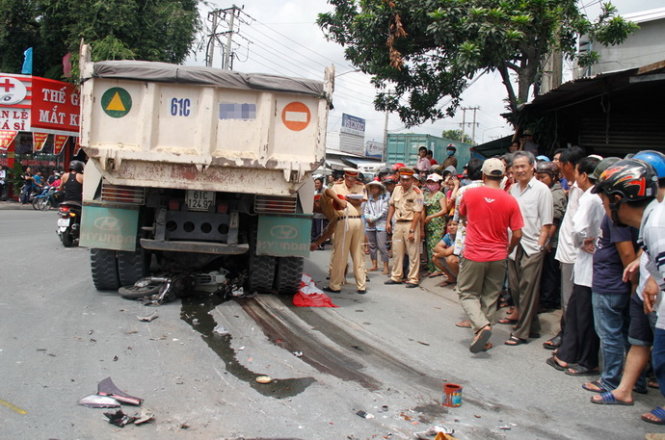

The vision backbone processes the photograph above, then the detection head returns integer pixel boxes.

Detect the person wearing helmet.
[589,158,665,419]
[59,160,85,203]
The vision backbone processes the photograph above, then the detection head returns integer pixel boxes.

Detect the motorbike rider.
[59,160,84,203]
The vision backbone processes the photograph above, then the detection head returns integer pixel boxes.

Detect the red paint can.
[442,383,463,407]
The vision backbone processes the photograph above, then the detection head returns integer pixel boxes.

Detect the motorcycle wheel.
[33,197,49,211]
[60,231,75,247]
[118,283,161,300]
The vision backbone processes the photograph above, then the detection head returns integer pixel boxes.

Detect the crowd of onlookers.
[311,141,665,427]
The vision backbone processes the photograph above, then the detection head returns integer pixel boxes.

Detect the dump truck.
[77,45,333,294]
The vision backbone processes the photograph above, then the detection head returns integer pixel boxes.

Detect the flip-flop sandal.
[504,335,527,346]
[582,380,609,393]
[565,365,599,376]
[437,280,457,287]
[543,335,561,350]
[498,318,518,325]
[591,391,634,406]
[470,328,492,353]
[642,407,665,424]
[455,320,471,328]
[546,356,566,371]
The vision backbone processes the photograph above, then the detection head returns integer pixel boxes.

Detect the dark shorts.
[628,292,654,346]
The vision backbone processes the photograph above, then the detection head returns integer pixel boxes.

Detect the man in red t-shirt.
[457,158,524,353]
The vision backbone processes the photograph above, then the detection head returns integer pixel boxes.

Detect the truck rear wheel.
[247,253,276,293]
[90,249,120,291]
[117,250,149,286]
[274,257,304,295]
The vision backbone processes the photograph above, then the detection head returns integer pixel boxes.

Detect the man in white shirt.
[544,146,587,350]
[549,156,603,374]
[505,151,553,345]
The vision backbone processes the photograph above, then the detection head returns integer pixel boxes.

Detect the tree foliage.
[442,129,473,145]
[318,0,637,127]
[0,0,201,79]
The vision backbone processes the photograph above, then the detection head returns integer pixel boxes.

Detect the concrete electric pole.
[206,5,243,70]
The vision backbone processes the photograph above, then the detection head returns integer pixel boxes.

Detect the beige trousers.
[457,258,506,333]
[329,218,366,291]
[390,221,420,284]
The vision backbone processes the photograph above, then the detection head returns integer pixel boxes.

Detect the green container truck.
[386,133,473,174]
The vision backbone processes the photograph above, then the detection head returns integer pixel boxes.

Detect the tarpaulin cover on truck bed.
[85,60,325,97]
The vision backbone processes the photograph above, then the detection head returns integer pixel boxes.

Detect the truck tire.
[117,250,149,287]
[274,257,304,295]
[90,249,120,291]
[247,253,276,293]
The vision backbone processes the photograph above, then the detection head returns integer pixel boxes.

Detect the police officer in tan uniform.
[324,168,368,294]
[385,167,424,288]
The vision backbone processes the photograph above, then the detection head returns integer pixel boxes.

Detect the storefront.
[0,73,81,198]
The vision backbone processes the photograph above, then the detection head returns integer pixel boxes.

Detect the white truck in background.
[77,45,333,294]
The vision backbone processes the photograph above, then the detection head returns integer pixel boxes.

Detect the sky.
[187,0,665,148]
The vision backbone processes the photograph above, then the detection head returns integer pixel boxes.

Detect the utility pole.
[459,106,480,143]
[206,5,243,70]
[382,110,389,162]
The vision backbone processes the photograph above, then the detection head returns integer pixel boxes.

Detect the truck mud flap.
[80,204,139,252]
[256,214,311,258]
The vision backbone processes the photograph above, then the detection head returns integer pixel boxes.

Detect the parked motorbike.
[32,185,61,211]
[57,201,81,247]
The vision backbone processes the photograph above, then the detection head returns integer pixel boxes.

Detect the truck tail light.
[254,196,297,214]
[168,200,180,211]
[101,182,145,204]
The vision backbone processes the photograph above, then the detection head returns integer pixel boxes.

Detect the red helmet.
[391,162,405,171]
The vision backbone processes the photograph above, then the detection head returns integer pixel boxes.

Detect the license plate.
[186,190,215,211]
[57,218,70,227]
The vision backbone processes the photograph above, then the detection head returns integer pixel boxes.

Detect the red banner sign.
[33,132,48,152]
[0,130,18,150]
[30,77,79,135]
[53,135,68,155]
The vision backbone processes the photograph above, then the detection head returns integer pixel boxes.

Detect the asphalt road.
[0,210,662,439]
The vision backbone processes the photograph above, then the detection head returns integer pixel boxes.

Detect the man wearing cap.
[385,167,424,288]
[324,168,368,293]
[457,158,524,352]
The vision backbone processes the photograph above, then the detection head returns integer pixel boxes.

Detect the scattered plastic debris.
[356,410,375,419]
[293,274,339,308]
[213,324,230,336]
[97,377,143,406]
[380,405,389,412]
[293,351,303,357]
[414,425,455,440]
[137,312,158,322]
[133,408,154,425]
[104,409,135,427]
[255,375,272,384]
[498,424,512,431]
[78,395,120,408]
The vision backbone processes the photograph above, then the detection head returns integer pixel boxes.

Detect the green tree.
[318,0,637,126]
[0,0,201,79]
[442,129,473,145]
[0,0,39,73]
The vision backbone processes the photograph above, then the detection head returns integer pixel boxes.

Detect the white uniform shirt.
[555,182,584,264]
[571,187,604,287]
[509,176,553,258]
